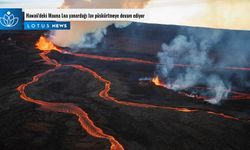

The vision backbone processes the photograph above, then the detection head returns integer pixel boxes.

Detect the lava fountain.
[151,76,168,88]
[35,36,60,51]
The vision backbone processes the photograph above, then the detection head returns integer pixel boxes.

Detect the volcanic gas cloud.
[155,27,250,104]
[50,0,149,48]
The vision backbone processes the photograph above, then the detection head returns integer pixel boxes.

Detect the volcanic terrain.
[0,24,250,150]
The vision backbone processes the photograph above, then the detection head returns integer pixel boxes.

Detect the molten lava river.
[16,36,250,150]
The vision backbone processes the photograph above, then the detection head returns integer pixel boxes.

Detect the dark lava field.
[0,23,250,150]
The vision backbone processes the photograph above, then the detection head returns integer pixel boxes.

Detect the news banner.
[0,8,148,30]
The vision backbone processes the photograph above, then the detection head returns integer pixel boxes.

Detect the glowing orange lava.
[151,76,168,88]
[60,50,156,64]
[17,36,250,150]
[17,37,124,150]
[35,36,60,51]
[151,76,250,101]
[64,64,197,113]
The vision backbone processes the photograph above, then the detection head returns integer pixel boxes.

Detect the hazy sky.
[0,0,249,30]
[0,0,63,8]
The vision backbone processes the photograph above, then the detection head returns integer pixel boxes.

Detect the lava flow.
[17,36,250,150]
[17,36,124,150]
[60,49,250,71]
[151,76,250,101]
[68,64,247,120]
[65,64,197,113]
[58,50,250,71]
[59,49,156,65]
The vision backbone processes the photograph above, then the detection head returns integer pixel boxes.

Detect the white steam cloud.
[50,0,149,48]
[156,28,231,104]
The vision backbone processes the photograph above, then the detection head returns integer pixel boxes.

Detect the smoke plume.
[50,0,149,48]
[156,27,250,104]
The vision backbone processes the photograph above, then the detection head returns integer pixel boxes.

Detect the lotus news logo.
[0,11,19,27]
[0,9,22,30]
